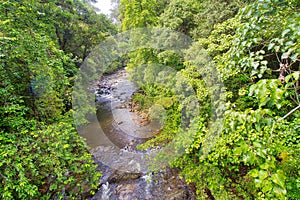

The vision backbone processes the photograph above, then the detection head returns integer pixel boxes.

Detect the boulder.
[108,170,142,184]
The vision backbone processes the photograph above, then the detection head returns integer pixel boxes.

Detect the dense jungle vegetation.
[119,0,300,199]
[1,0,299,199]
[0,0,116,198]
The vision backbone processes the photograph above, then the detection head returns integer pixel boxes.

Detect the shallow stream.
[78,68,196,200]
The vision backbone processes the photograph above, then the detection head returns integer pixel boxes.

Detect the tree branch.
[278,104,300,122]
[268,104,300,146]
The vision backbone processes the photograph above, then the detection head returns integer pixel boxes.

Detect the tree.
[39,0,117,65]
[119,0,164,31]
[171,1,300,199]
[120,0,300,199]
[159,0,252,39]
[0,0,116,198]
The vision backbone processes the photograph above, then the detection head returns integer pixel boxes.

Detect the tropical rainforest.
[0,0,116,198]
[1,0,299,199]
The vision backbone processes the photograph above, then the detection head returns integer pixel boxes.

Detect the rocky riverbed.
[79,68,196,200]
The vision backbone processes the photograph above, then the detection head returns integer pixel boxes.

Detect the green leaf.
[282,29,290,37]
[261,60,268,66]
[268,43,275,50]
[254,178,262,187]
[273,186,287,196]
[259,162,269,170]
[262,180,272,193]
[243,151,256,164]
[271,172,285,188]
[233,147,242,156]
[249,169,259,178]
[292,71,300,81]
[253,62,259,69]
[253,141,262,148]
[259,170,268,180]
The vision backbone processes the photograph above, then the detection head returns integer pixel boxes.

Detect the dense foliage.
[2,0,299,199]
[119,0,300,199]
[0,0,116,199]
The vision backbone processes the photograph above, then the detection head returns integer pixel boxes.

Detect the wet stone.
[108,170,142,184]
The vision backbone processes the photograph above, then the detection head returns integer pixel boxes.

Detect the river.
[79,68,196,200]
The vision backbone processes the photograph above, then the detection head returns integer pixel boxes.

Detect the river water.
[78,68,196,200]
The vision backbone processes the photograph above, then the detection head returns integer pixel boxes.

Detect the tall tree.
[119,0,163,31]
